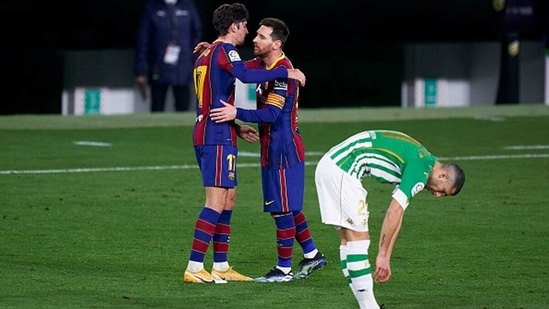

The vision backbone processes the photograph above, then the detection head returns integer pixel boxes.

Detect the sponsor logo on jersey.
[228,50,241,62]
[274,80,288,91]
[411,182,425,196]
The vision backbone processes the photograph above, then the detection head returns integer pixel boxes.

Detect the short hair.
[444,163,466,196]
[259,18,290,45]
[212,3,249,36]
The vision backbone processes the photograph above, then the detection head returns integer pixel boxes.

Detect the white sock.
[276,266,292,274]
[213,262,229,272]
[347,240,379,309]
[340,244,359,299]
[304,248,319,259]
[187,261,204,272]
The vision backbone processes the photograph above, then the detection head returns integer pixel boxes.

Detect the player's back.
[328,130,435,180]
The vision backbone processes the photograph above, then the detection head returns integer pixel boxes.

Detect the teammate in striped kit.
[315,130,465,308]
[209,17,326,283]
[183,3,306,284]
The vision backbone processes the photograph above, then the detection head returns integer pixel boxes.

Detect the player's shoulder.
[247,57,263,67]
[217,43,242,62]
[273,56,293,69]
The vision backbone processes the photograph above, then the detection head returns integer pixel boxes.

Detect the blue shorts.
[195,145,237,188]
[261,162,304,213]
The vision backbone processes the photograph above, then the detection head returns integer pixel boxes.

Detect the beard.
[253,46,268,58]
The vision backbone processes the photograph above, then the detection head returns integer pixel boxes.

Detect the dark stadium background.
[0,0,546,114]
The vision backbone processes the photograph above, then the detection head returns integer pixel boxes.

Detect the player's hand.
[373,255,392,283]
[236,124,259,143]
[193,42,211,54]
[287,68,306,87]
[210,100,237,123]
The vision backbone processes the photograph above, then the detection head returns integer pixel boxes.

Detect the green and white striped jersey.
[326,130,437,208]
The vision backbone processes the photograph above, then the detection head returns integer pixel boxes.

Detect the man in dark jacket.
[135,0,202,112]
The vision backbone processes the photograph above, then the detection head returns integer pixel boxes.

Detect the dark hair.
[445,163,466,196]
[212,3,249,36]
[259,17,290,45]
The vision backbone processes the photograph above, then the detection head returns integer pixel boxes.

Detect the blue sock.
[274,214,296,268]
[293,210,317,255]
[189,207,220,263]
[213,210,232,263]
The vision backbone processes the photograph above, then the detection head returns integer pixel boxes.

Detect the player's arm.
[374,198,404,283]
[209,99,281,124]
[232,64,305,86]
[236,91,283,123]
[221,46,305,85]
[230,61,288,83]
[210,76,288,123]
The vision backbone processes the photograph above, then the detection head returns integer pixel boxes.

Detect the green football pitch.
[1,105,548,308]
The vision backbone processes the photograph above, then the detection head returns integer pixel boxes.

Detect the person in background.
[314,129,465,308]
[183,3,306,284]
[135,0,202,112]
[209,17,327,283]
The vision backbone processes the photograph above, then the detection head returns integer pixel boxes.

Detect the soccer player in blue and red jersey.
[210,18,327,283]
[183,4,307,284]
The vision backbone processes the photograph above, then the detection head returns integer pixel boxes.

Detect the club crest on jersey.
[228,50,241,62]
[411,182,425,196]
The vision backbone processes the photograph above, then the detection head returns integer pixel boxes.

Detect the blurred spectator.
[495,0,535,104]
[135,0,202,112]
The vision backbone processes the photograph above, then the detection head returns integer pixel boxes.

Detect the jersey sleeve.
[219,44,288,83]
[236,76,288,123]
[391,161,430,210]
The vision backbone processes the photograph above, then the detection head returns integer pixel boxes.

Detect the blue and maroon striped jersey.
[192,40,288,146]
[238,54,305,169]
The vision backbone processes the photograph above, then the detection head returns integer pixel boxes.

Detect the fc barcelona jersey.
[192,40,288,147]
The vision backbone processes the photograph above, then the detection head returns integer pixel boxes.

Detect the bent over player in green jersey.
[314,130,465,309]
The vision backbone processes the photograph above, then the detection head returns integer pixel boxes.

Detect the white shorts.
[315,155,370,232]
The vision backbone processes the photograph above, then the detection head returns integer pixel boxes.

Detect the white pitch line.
[504,145,549,150]
[1,153,548,175]
[74,141,112,147]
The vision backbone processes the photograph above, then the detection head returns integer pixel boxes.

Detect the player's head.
[426,162,465,197]
[252,18,289,58]
[213,3,249,43]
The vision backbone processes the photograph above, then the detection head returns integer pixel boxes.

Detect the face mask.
[164,0,176,4]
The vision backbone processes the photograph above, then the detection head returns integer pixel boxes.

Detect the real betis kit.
[315,130,436,232]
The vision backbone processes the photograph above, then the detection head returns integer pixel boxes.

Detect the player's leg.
[184,145,233,283]
[337,231,358,300]
[345,229,379,309]
[254,168,296,282]
[315,155,380,307]
[343,198,379,308]
[210,186,252,282]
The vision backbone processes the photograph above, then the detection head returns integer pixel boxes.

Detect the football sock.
[339,244,353,285]
[292,210,318,258]
[274,213,296,269]
[346,240,379,309]
[340,244,359,301]
[213,209,232,267]
[213,262,229,272]
[187,207,220,272]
